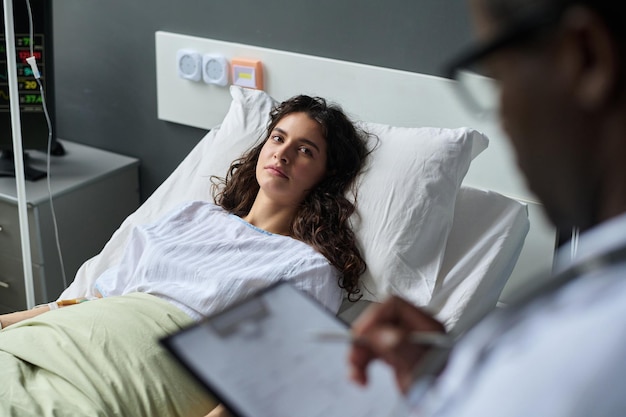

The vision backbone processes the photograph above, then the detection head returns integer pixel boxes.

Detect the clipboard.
[161,281,408,417]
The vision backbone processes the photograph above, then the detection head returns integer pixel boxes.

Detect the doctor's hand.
[348,295,445,393]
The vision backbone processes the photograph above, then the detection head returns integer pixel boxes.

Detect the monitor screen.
[0,0,56,152]
[0,0,60,180]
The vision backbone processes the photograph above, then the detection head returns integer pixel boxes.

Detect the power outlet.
[202,53,229,86]
[176,49,202,81]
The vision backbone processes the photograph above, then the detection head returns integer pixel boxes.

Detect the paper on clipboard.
[161,281,408,417]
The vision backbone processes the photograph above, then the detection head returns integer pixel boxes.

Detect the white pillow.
[201,86,488,305]
[199,86,278,177]
[354,122,488,304]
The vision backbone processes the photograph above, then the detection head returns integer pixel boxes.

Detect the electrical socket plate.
[176,49,202,81]
[202,53,229,86]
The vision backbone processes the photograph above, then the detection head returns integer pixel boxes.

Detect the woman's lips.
[265,165,287,178]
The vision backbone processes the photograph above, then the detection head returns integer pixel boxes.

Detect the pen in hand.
[311,329,453,348]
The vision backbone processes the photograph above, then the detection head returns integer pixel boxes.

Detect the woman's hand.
[204,404,232,417]
[348,295,446,393]
[0,298,94,330]
[0,304,50,330]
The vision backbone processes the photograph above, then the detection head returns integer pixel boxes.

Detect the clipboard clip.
[209,295,270,338]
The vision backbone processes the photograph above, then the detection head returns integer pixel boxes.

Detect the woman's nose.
[274,148,290,164]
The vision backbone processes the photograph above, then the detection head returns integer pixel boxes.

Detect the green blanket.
[0,292,216,416]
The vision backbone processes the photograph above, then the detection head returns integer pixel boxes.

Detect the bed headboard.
[154,31,556,303]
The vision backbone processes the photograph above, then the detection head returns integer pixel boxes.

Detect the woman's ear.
[559,6,620,109]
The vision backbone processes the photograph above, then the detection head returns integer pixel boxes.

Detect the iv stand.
[3,0,36,309]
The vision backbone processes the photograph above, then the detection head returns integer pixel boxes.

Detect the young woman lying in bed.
[0,95,371,416]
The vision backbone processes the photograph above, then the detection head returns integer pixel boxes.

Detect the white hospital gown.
[410,212,626,417]
[94,201,342,320]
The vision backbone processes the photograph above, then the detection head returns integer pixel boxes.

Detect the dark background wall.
[52,0,474,201]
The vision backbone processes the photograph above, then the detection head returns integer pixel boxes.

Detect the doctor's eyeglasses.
[444,3,571,118]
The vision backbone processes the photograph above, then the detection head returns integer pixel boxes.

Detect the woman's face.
[255,112,328,207]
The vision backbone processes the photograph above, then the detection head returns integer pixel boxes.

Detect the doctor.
[349,0,626,415]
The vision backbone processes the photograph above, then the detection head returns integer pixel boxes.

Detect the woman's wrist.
[0,298,91,330]
[0,305,52,330]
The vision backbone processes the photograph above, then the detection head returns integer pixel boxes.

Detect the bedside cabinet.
[0,140,140,313]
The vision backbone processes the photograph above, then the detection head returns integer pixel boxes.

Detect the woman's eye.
[299,146,313,156]
[271,135,283,142]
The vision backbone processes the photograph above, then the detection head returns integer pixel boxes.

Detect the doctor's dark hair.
[213,95,372,301]
[483,0,626,43]
[481,0,626,91]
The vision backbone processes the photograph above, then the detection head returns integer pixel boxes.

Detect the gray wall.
[52,0,473,201]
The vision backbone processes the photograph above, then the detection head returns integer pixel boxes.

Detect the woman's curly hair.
[212,95,372,301]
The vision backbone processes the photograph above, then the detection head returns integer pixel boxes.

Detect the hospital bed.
[62,84,529,328]
[0,34,559,416]
[57,33,557,329]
